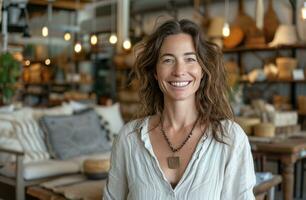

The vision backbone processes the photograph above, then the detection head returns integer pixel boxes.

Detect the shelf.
[23,81,93,86]
[223,44,306,54]
[240,79,306,84]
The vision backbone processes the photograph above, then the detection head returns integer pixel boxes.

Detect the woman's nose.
[172,60,185,76]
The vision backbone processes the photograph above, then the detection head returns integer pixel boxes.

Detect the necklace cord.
[160,116,199,153]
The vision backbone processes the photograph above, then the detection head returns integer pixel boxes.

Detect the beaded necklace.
[160,116,199,169]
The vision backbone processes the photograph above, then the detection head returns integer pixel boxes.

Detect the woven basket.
[83,159,110,180]
[254,123,275,137]
[298,96,306,115]
[276,57,297,80]
[235,117,261,135]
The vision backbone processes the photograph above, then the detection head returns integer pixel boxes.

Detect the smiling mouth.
[169,81,191,87]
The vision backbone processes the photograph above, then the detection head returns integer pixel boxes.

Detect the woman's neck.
[162,99,198,131]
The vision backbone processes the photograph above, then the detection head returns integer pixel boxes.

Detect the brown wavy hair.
[132,19,233,143]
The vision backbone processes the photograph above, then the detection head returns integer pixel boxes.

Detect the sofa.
[0,102,125,200]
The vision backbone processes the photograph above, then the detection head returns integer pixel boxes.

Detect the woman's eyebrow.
[184,52,196,56]
[160,52,196,58]
[159,53,174,58]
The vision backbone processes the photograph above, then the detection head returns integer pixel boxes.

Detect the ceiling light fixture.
[45,58,51,66]
[90,0,98,46]
[222,0,230,37]
[74,0,82,53]
[90,34,98,45]
[123,39,131,50]
[64,31,71,41]
[25,60,30,66]
[42,1,53,37]
[302,1,306,20]
[109,34,118,44]
[109,1,117,44]
[74,41,82,53]
[42,26,48,37]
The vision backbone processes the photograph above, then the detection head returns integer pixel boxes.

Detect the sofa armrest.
[0,147,24,156]
[0,147,25,200]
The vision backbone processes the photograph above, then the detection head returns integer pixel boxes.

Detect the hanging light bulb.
[25,60,31,66]
[222,0,230,37]
[123,39,131,50]
[222,22,230,37]
[74,42,82,53]
[109,34,118,44]
[302,2,306,20]
[42,26,48,37]
[64,32,71,41]
[90,34,98,45]
[45,58,51,66]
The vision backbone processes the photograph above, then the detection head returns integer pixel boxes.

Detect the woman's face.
[155,33,203,102]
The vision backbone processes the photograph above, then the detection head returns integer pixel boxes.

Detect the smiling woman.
[155,33,203,102]
[103,19,256,200]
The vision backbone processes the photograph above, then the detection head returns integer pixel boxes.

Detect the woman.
[103,19,256,200]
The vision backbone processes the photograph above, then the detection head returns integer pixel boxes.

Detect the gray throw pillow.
[40,110,111,160]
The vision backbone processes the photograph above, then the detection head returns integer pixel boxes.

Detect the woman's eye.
[185,57,197,62]
[163,59,174,64]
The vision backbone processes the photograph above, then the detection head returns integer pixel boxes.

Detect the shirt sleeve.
[220,124,256,200]
[103,130,128,200]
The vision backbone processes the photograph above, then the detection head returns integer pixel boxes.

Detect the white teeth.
[170,81,190,87]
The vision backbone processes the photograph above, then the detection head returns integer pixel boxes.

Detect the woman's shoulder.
[116,117,149,142]
[220,119,249,147]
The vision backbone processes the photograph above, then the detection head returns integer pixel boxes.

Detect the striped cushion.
[0,118,23,164]
[11,119,50,163]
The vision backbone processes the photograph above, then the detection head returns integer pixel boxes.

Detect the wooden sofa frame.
[0,147,65,200]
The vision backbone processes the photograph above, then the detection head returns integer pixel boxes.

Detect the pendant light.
[109,1,117,44]
[123,39,131,50]
[42,1,53,37]
[302,1,306,20]
[90,0,98,46]
[109,34,118,44]
[45,1,53,66]
[45,58,51,66]
[90,34,98,45]
[74,38,82,53]
[74,0,82,53]
[64,32,71,41]
[222,0,230,37]
[25,60,30,66]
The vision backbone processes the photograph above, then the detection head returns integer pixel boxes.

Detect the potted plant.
[0,52,21,104]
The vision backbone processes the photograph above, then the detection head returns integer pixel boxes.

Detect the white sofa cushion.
[0,159,80,180]
[12,118,50,162]
[94,103,124,135]
[0,151,111,180]
[32,104,73,120]
[40,110,111,160]
[64,101,125,135]
[0,105,75,164]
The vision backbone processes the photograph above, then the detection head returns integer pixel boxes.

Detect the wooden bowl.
[254,123,275,137]
[83,159,110,180]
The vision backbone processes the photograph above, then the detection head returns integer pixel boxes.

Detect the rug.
[40,174,106,200]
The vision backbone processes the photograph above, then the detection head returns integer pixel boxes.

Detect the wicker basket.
[83,159,110,180]
[276,57,297,80]
[298,96,306,115]
[254,123,275,137]
[235,117,261,135]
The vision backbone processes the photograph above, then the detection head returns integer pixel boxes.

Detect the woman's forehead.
[159,33,196,55]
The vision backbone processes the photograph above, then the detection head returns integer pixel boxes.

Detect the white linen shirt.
[103,117,256,200]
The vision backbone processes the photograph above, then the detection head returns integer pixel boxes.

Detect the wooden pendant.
[167,156,180,169]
